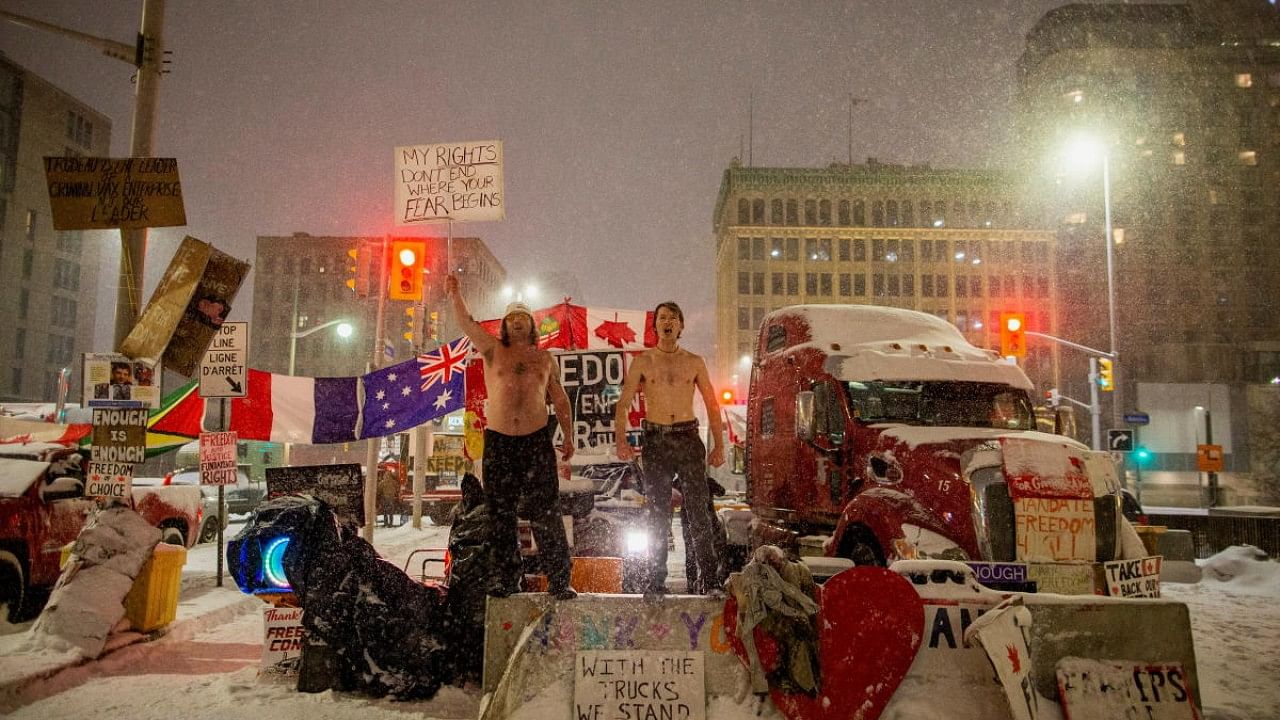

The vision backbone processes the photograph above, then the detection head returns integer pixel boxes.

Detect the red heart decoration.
[725,566,924,720]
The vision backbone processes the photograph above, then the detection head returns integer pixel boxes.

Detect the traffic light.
[428,310,439,341]
[999,312,1026,358]
[389,239,426,301]
[403,306,420,342]
[345,245,370,297]
[1133,446,1152,465]
[1045,388,1061,407]
[1098,358,1114,392]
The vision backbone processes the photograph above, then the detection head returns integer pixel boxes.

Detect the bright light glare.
[625,529,649,555]
[739,354,752,367]
[524,284,539,302]
[1006,317,1022,332]
[1064,133,1106,174]
[501,285,514,298]
[336,323,353,339]
[398,248,417,266]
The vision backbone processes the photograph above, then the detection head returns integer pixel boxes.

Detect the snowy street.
[0,521,1277,720]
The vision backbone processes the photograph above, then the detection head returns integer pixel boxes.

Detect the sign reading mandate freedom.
[394,141,504,224]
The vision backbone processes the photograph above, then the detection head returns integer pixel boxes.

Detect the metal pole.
[216,398,225,587]
[115,0,167,348]
[283,270,300,466]
[1204,408,1218,508]
[1089,356,1102,451]
[363,237,390,542]
[1102,152,1120,426]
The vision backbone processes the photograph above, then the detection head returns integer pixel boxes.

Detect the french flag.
[230,369,359,444]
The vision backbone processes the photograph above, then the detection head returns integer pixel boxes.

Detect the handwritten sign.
[394,141,504,224]
[574,650,704,720]
[91,408,149,464]
[266,463,364,525]
[43,157,186,230]
[1014,497,1096,562]
[262,606,305,674]
[1104,556,1162,598]
[199,431,239,486]
[1057,658,1199,720]
[86,460,134,500]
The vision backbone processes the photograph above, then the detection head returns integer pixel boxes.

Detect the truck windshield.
[844,380,1035,430]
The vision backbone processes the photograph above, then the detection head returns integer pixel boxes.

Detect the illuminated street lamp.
[288,320,354,376]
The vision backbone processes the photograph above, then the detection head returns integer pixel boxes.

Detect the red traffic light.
[999,312,1026,358]
[720,389,735,404]
[389,240,426,301]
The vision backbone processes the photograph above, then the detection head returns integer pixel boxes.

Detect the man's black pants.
[641,421,721,593]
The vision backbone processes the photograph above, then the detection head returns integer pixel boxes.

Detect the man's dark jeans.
[484,423,572,594]
[641,422,721,594]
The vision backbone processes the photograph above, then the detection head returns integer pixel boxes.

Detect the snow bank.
[1199,545,1280,595]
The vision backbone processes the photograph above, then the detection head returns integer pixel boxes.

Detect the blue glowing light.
[262,536,292,590]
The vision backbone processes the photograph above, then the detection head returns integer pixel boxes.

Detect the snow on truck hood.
[766,304,1033,390]
[0,457,48,497]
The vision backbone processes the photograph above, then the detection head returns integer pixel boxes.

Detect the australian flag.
[358,336,472,439]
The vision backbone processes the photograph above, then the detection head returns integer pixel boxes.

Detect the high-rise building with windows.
[251,233,505,378]
[0,56,107,402]
[1014,1,1280,499]
[713,159,1058,394]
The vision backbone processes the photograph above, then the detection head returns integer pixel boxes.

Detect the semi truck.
[734,304,1146,578]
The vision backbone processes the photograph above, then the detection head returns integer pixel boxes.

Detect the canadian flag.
[587,307,652,350]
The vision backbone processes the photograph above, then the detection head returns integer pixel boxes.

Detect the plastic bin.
[571,556,623,594]
[124,543,188,632]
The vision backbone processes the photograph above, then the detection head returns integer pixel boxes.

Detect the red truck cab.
[0,442,199,619]
[743,305,1135,570]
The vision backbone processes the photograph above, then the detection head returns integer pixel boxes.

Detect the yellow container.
[124,543,188,632]
[571,556,623,594]
[59,542,75,570]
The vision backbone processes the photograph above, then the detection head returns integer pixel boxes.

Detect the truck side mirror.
[796,391,815,440]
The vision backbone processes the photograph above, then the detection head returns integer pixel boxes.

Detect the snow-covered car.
[164,467,264,516]
[135,477,225,544]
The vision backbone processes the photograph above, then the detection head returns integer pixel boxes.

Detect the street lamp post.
[283,319,353,465]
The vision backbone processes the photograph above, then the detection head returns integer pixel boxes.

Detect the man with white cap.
[447,273,577,600]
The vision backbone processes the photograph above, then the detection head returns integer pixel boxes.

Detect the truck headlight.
[624,529,650,556]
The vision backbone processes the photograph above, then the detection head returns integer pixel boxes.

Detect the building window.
[15,329,25,359]
[872,239,884,262]
[1173,150,1186,165]
[872,201,884,227]
[1038,276,1050,298]
[854,274,866,296]
[853,200,866,226]
[838,238,850,261]
[738,237,750,261]
[921,239,933,261]
[54,260,80,290]
[772,273,784,294]
[25,209,37,242]
[18,289,29,319]
[57,232,83,253]
[900,239,914,263]
[1235,73,1253,88]
[786,238,799,261]
[52,297,77,328]
[11,368,21,393]
[771,199,784,224]
[903,274,914,297]
[887,274,899,296]
[738,272,750,294]
[738,307,750,330]
[886,200,899,227]
[1239,150,1258,166]
[1005,276,1015,296]
[903,200,914,227]
[805,238,831,261]
[853,239,866,261]
[970,276,982,297]
[936,275,948,297]
[786,200,799,225]
[838,200,850,226]
[752,198,765,224]
[804,199,817,225]
[753,307,766,330]
[820,273,832,296]
[752,237,766,260]
[818,199,832,226]
[989,276,1001,298]
[771,238,785,259]
[1024,277,1035,297]
[738,199,750,224]
[886,239,899,263]
[22,249,33,279]
[839,273,851,296]
[806,273,818,295]
[873,273,885,297]
[753,272,765,295]
[65,110,94,148]
[922,274,934,297]
[787,273,799,295]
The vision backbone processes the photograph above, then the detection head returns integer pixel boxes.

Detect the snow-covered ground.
[1,523,1278,719]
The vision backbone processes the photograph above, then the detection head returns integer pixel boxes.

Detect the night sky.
[3,0,1082,355]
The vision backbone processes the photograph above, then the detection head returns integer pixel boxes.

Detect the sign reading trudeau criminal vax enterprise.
[200,322,248,398]
[43,157,186,231]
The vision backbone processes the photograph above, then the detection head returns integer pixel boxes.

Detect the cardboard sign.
[266,464,365,525]
[199,431,238,485]
[91,408,149,464]
[1025,562,1100,596]
[1057,658,1199,720]
[394,141,505,224]
[119,236,211,364]
[1002,437,1093,499]
[1103,556,1162,598]
[86,460,134,500]
[164,244,251,377]
[82,353,161,409]
[965,599,1041,720]
[574,650,705,720]
[1014,497,1097,562]
[262,606,305,674]
[43,157,186,230]
[966,562,1035,592]
[199,322,249,398]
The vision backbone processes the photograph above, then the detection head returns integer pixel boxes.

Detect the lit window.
[1173,151,1186,165]
[1235,73,1253,88]
[1239,150,1258,166]
[1172,132,1185,146]
[1065,90,1084,103]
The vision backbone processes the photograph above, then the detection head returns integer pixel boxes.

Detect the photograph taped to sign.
[266,463,364,525]
[574,650,705,720]
[86,460,134,500]
[200,431,239,485]
[1057,658,1200,720]
[394,141,504,225]
[200,321,249,398]
[82,353,161,409]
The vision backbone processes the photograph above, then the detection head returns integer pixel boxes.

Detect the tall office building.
[251,233,505,378]
[0,55,107,402]
[713,160,1059,395]
[1015,1,1280,498]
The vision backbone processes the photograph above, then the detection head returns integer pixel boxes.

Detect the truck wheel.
[0,550,25,622]
[839,530,886,567]
[198,516,220,544]
[160,525,186,547]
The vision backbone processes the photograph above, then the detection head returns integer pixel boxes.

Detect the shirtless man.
[615,301,725,597]
[448,273,577,600]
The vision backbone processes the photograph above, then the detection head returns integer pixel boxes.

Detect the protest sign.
[266,464,364,525]
[199,431,239,485]
[86,460,134,500]
[91,408,149,464]
[394,141,504,224]
[43,157,185,230]
[574,650,705,720]
[262,606,305,674]
[82,353,161,409]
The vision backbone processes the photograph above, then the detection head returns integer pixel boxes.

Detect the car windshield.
[844,380,1035,431]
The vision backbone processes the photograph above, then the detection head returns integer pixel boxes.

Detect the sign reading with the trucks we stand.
[200,322,248,398]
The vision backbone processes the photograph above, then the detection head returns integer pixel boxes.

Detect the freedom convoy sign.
[393,141,504,225]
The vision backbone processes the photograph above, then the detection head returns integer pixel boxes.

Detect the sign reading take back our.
[393,141,505,225]
[43,157,186,230]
